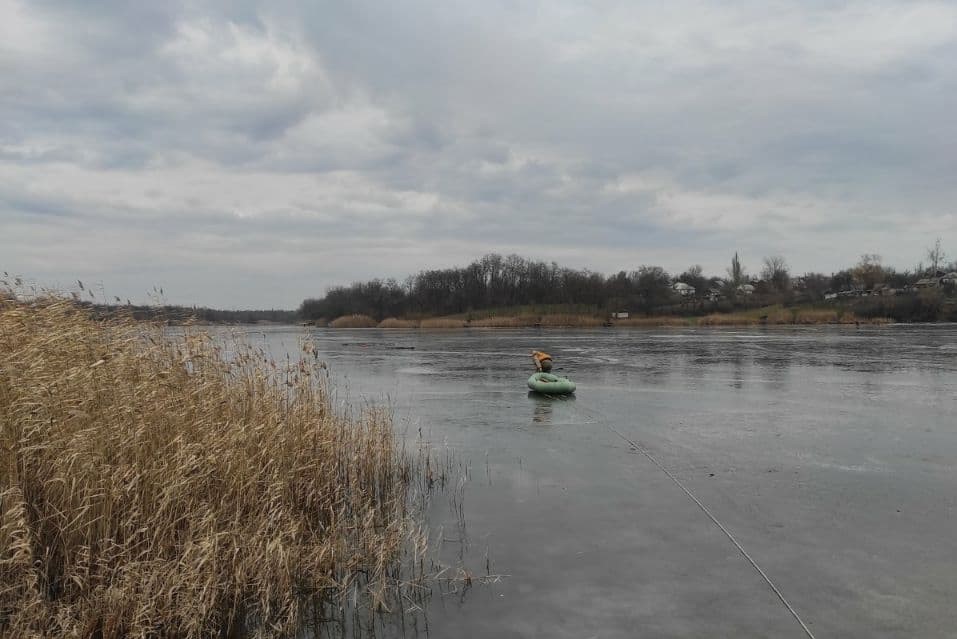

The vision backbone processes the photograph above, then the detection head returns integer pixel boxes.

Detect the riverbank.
[0,296,429,636]
[321,305,894,328]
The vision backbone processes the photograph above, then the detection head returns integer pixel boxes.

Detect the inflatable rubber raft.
[527,372,576,395]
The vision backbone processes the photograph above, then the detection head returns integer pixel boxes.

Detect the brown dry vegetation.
[466,313,604,328]
[0,296,429,637]
[418,318,466,329]
[538,314,605,327]
[697,313,760,326]
[790,309,841,324]
[328,314,378,328]
[332,306,894,330]
[696,306,891,326]
[377,318,420,328]
[612,316,690,327]
[467,316,526,328]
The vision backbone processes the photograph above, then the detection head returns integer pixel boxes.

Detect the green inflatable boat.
[527,372,577,395]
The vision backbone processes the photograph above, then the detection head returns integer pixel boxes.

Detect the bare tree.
[632,266,672,313]
[853,254,885,289]
[761,255,790,291]
[800,272,831,300]
[926,237,946,274]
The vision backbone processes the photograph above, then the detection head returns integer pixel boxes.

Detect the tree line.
[84,303,298,324]
[299,244,955,322]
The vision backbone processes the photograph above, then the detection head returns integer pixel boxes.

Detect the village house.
[672,282,696,297]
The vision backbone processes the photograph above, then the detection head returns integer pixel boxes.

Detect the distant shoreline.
[10,296,947,328]
[311,307,898,329]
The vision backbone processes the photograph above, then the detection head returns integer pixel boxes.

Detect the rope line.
[571,399,816,639]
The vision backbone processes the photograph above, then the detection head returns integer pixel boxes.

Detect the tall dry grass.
[791,308,839,324]
[612,316,689,327]
[466,314,605,328]
[418,318,466,329]
[538,314,605,327]
[696,307,888,326]
[467,316,526,328]
[329,314,378,328]
[0,295,428,637]
[694,312,755,326]
[377,318,420,328]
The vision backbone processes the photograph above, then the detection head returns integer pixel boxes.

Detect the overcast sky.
[2,0,955,308]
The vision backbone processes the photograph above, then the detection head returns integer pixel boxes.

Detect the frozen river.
[250,325,957,638]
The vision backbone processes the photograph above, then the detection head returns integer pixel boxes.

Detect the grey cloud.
[2,0,956,307]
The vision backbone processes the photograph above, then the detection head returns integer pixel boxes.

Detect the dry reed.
[465,314,605,328]
[329,314,378,328]
[612,316,689,327]
[696,307,890,326]
[697,313,760,326]
[418,318,466,329]
[792,309,839,324]
[0,295,427,637]
[538,314,605,327]
[377,318,420,328]
[467,316,526,328]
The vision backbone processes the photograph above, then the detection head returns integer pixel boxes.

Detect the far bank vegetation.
[328,313,378,328]
[301,243,957,327]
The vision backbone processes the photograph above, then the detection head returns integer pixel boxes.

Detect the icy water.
[248,325,956,638]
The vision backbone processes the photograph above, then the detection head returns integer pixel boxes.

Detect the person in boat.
[530,350,553,373]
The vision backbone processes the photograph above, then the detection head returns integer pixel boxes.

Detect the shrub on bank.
[851,292,944,323]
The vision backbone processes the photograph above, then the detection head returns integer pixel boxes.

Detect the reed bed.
[538,314,605,327]
[418,318,466,329]
[697,313,760,326]
[467,316,527,328]
[329,314,378,328]
[765,308,797,324]
[696,307,889,326]
[377,318,420,329]
[465,314,604,328]
[791,309,840,324]
[0,296,429,637]
[612,316,690,327]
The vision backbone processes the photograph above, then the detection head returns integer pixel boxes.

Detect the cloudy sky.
[2,0,955,308]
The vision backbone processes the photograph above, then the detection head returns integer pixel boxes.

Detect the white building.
[672,282,696,297]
